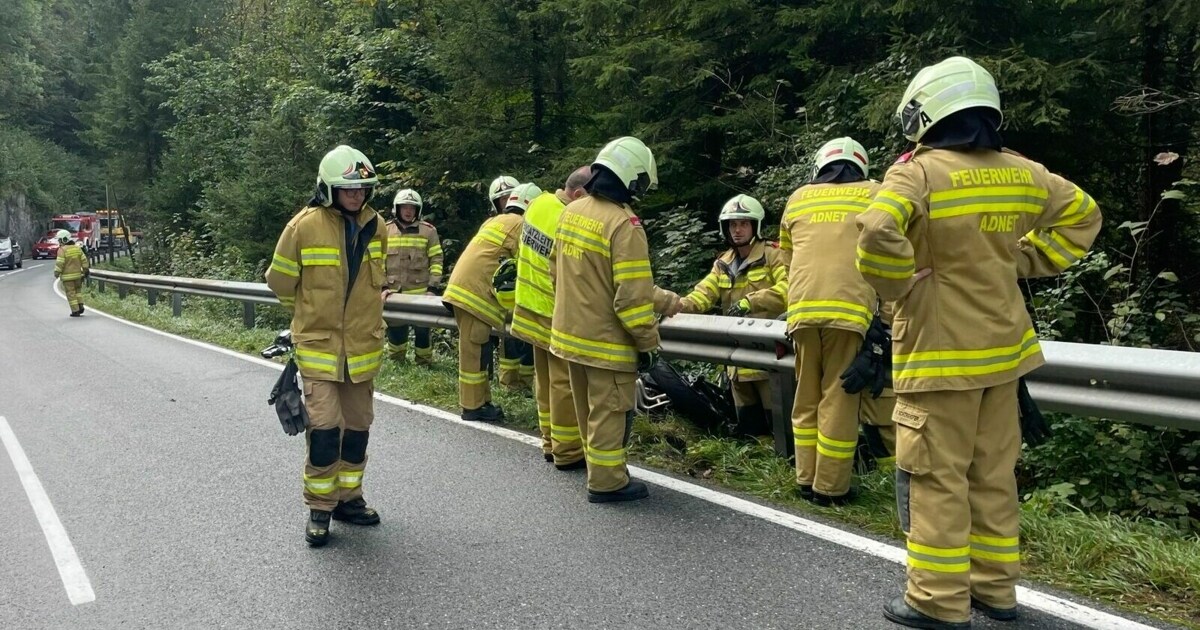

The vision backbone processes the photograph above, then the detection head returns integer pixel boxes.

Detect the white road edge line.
[0,416,96,605]
[61,280,1157,630]
[1,267,28,278]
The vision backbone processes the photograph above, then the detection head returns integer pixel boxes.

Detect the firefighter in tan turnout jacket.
[53,230,90,316]
[680,195,789,435]
[266,145,390,547]
[781,136,883,506]
[384,188,443,365]
[444,176,524,422]
[856,58,1102,629]
[550,136,682,503]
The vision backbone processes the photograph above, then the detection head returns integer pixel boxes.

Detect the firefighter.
[512,166,593,467]
[780,136,881,506]
[54,229,90,316]
[856,57,1101,628]
[444,176,525,422]
[265,144,390,547]
[382,188,443,366]
[487,175,534,391]
[679,195,789,436]
[549,136,680,503]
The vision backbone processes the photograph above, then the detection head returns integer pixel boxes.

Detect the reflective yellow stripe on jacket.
[893,329,1041,382]
[786,299,872,330]
[550,328,638,366]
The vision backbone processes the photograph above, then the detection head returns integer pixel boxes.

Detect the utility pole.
[105,184,114,263]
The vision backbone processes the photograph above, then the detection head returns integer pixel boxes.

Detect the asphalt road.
[0,262,1176,629]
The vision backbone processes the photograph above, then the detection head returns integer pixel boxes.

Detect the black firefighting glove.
[725,298,751,317]
[839,313,891,398]
[268,359,309,436]
[1017,377,1051,447]
[637,350,660,373]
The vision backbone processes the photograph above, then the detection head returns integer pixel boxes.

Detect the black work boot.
[587,480,649,503]
[809,487,859,507]
[883,596,971,629]
[332,498,381,526]
[462,402,504,422]
[543,453,554,462]
[554,458,587,472]
[69,310,81,317]
[970,597,1018,621]
[305,510,332,547]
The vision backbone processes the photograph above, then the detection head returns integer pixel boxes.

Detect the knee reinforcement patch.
[308,428,341,468]
[341,430,370,464]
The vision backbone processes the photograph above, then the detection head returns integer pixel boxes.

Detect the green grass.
[82,283,1200,629]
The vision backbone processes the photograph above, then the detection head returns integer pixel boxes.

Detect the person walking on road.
[54,229,90,317]
[266,144,390,547]
[856,57,1102,628]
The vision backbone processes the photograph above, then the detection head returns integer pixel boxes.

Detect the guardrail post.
[243,301,255,328]
[769,371,796,459]
[147,289,158,306]
[97,279,105,293]
[172,292,183,317]
[117,284,128,299]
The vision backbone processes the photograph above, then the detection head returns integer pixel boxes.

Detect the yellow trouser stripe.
[585,445,625,467]
[816,431,857,459]
[551,423,581,440]
[793,427,817,447]
[304,475,337,495]
[459,369,487,385]
[907,541,971,573]
[337,471,363,488]
[969,534,1020,563]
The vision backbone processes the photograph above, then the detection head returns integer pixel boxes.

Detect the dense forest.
[2,0,1197,525]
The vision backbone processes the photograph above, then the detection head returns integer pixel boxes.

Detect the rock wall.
[1,192,43,253]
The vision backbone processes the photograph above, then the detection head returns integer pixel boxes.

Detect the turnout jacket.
[444,213,523,329]
[266,205,388,383]
[385,219,443,293]
[781,180,882,336]
[855,146,1101,393]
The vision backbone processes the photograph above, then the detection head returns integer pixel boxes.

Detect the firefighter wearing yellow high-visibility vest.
[54,230,90,316]
[550,136,682,502]
[856,57,1101,628]
[511,167,592,467]
[383,188,443,365]
[266,145,390,547]
[780,136,881,506]
[680,195,789,435]
[443,175,525,422]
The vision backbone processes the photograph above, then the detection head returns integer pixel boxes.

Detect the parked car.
[32,231,61,260]
[0,234,23,269]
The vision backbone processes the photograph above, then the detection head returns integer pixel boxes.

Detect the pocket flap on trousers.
[892,401,927,430]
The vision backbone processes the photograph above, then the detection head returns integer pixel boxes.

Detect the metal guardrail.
[89,269,1200,445]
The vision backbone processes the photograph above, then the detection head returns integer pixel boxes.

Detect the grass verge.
[82,283,1200,629]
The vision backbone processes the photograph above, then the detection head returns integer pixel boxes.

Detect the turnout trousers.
[532,346,583,464]
[567,361,637,492]
[302,378,375,511]
[790,327,862,496]
[894,381,1021,624]
[454,308,494,411]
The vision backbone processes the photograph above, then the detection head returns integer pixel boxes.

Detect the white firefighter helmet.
[315,145,378,207]
[593,136,658,200]
[488,175,520,204]
[896,56,1002,142]
[504,182,542,214]
[56,229,72,244]
[717,194,766,241]
[814,137,869,176]
[392,188,423,220]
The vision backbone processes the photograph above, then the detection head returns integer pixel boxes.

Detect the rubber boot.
[462,402,504,422]
[332,497,380,526]
[587,480,649,503]
[305,510,332,547]
[883,596,970,629]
